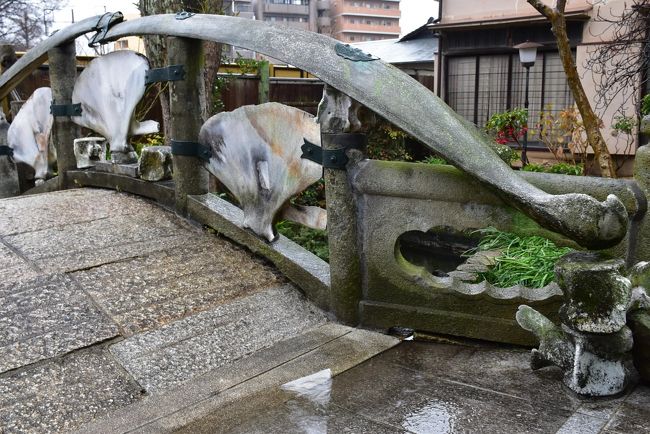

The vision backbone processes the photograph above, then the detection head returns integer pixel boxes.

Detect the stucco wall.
[441,0,592,23]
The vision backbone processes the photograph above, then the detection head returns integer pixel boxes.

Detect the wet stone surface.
[179,340,650,434]
[70,236,285,335]
[0,188,325,432]
[0,273,119,372]
[110,284,328,393]
[0,345,143,434]
[0,189,140,236]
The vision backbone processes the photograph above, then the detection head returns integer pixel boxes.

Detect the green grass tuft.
[465,227,573,288]
[276,221,329,262]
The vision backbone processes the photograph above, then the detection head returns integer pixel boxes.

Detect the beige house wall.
[441,0,592,24]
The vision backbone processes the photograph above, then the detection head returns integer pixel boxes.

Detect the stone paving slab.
[71,238,285,335]
[0,273,119,372]
[0,345,143,434]
[91,327,399,433]
[4,210,186,260]
[602,386,650,433]
[110,284,328,393]
[0,242,39,285]
[0,189,145,236]
[170,340,650,434]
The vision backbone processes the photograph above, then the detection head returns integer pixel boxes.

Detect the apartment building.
[251,0,332,33]
[329,0,401,43]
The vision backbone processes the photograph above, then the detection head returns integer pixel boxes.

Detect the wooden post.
[167,37,208,214]
[0,44,17,119]
[258,60,269,104]
[320,86,364,325]
[48,41,79,190]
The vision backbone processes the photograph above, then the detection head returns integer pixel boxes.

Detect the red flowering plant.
[485,108,529,164]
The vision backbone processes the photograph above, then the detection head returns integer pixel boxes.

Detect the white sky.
[400,0,438,36]
[51,0,140,31]
[52,0,438,35]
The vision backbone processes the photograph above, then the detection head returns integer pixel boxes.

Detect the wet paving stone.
[603,386,650,433]
[70,237,285,335]
[0,345,144,434]
[328,357,573,433]
[0,274,119,373]
[0,242,39,285]
[110,285,328,394]
[178,386,407,434]
[379,340,588,412]
[0,189,156,236]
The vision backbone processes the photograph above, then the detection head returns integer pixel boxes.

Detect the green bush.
[521,163,546,172]
[130,133,164,156]
[493,144,520,165]
[521,162,583,175]
[485,108,528,145]
[366,121,413,161]
[547,162,583,176]
[422,155,447,165]
[641,94,650,117]
[276,221,329,262]
[292,179,326,208]
[465,227,573,288]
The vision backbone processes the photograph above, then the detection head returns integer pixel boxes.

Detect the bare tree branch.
[584,0,650,122]
[0,0,65,49]
[527,0,555,18]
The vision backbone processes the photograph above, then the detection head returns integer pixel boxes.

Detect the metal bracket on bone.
[88,12,124,47]
[334,43,378,62]
[145,65,186,85]
[176,11,195,20]
[171,140,212,162]
[301,133,367,170]
[0,145,13,158]
[50,102,82,117]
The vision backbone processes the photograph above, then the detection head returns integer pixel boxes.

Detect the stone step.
[76,323,399,433]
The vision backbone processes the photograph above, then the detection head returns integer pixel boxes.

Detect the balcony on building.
[264,0,310,15]
[317,0,330,10]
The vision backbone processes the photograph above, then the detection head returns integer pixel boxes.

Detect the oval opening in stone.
[397,228,480,277]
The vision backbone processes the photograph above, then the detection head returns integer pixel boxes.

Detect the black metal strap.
[0,145,13,158]
[171,140,212,162]
[176,11,195,20]
[50,103,82,117]
[301,133,367,170]
[145,65,186,85]
[88,12,124,47]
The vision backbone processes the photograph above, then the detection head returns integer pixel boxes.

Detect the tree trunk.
[138,0,225,137]
[527,0,616,178]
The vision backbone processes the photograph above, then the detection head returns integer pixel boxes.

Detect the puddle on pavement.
[402,399,457,434]
[281,369,332,434]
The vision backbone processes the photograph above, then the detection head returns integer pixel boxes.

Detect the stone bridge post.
[320,86,365,325]
[48,41,79,189]
[167,37,209,214]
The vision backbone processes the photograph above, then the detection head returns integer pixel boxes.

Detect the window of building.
[267,0,310,5]
[115,40,129,49]
[445,51,574,130]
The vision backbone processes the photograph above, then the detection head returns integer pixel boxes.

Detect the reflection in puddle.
[281,368,333,406]
[281,369,333,434]
[403,399,456,434]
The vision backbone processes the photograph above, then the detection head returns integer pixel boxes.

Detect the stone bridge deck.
[1,188,649,433]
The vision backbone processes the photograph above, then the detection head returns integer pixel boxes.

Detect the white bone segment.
[280,204,327,231]
[199,103,322,242]
[7,87,53,181]
[71,50,159,154]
